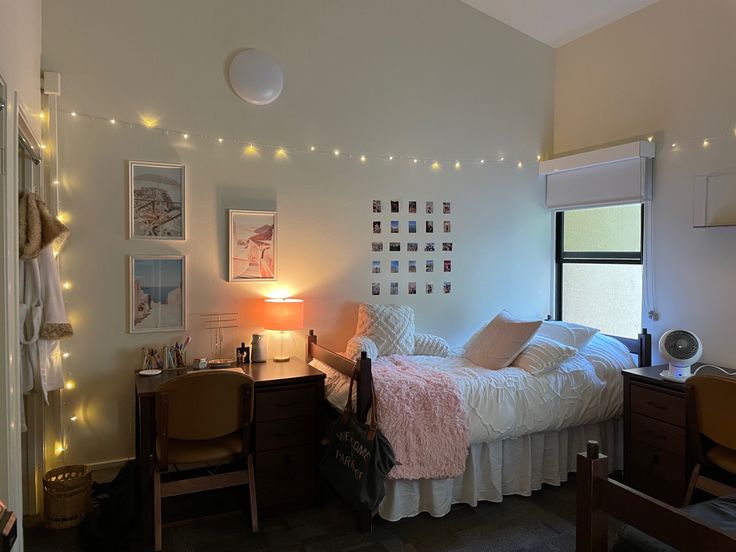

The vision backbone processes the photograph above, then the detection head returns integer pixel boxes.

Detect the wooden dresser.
[623,366,689,506]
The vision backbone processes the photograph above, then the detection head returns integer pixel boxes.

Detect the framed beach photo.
[129,255,185,333]
[229,210,277,281]
[128,161,185,240]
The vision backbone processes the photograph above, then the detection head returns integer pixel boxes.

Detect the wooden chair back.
[155,370,254,442]
[687,375,736,451]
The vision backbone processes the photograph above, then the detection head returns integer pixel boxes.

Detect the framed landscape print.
[128,161,185,239]
[129,255,186,333]
[229,210,277,281]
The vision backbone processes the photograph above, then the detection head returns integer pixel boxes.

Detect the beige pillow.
[355,303,416,356]
[465,310,542,370]
[537,320,599,350]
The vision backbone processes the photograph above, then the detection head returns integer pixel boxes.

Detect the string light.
[454,161,461,170]
[65,381,76,390]
[244,143,260,157]
[389,156,393,161]
[536,154,542,161]
[69,416,77,422]
[647,136,654,142]
[360,155,366,162]
[63,281,72,290]
[333,149,340,157]
[70,112,77,117]
[672,143,677,148]
[413,158,418,164]
[40,144,47,150]
[431,161,441,170]
[310,145,316,151]
[703,138,710,148]
[480,159,485,164]
[62,352,70,359]
[499,156,505,162]
[218,138,224,143]
[109,118,116,124]
[517,161,523,168]
[183,133,188,139]
[274,147,288,159]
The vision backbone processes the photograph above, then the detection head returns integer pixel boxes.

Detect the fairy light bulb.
[310,145,316,151]
[70,112,77,117]
[63,281,72,290]
[244,144,259,157]
[274,147,288,159]
[183,133,189,139]
[647,136,654,142]
[109,118,116,124]
[62,352,70,359]
[52,179,60,185]
[537,154,542,161]
[671,143,677,148]
[431,161,441,170]
[389,156,394,161]
[40,144,47,150]
[218,138,224,143]
[499,156,504,162]
[65,381,76,390]
[454,161,461,170]
[333,149,340,157]
[517,161,523,168]
[480,159,485,164]
[360,155,366,162]
[413,158,418,164]
[69,416,77,422]
[703,138,710,148]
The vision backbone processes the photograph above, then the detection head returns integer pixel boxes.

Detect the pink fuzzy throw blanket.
[373,356,469,480]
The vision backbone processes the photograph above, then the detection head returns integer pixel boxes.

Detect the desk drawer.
[256,416,314,452]
[255,385,315,422]
[630,440,688,484]
[631,413,686,456]
[256,445,315,508]
[630,384,685,427]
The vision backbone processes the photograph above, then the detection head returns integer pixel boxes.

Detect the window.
[555,204,643,338]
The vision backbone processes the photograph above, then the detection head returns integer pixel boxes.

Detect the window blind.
[540,141,654,211]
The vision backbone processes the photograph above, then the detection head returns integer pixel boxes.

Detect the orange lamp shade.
[263,298,304,331]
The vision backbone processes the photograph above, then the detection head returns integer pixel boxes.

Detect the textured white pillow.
[355,303,416,356]
[512,335,577,375]
[345,335,379,361]
[537,320,599,349]
[414,333,450,357]
[464,310,542,370]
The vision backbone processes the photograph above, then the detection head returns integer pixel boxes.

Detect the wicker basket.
[43,464,91,529]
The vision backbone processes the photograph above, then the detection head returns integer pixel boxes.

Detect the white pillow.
[464,310,542,370]
[345,335,379,361]
[513,335,577,375]
[537,320,599,350]
[414,333,450,357]
[355,303,415,356]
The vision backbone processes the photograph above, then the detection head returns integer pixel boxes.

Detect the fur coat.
[19,192,72,403]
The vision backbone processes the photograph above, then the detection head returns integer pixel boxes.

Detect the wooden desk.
[623,363,736,506]
[135,359,325,541]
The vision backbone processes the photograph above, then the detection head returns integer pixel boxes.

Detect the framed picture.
[229,210,277,281]
[129,255,185,333]
[128,161,185,240]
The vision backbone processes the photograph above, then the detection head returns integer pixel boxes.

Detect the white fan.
[658,330,702,382]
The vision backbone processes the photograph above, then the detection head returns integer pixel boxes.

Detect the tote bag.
[319,368,396,512]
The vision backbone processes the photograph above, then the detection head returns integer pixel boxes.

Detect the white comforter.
[311,333,634,445]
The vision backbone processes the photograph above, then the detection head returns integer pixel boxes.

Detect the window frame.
[554,205,645,329]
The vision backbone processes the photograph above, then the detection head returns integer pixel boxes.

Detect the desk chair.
[684,374,736,505]
[153,370,257,551]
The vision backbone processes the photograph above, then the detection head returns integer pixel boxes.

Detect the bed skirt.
[378,417,623,521]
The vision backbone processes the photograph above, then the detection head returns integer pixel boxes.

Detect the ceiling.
[460,0,659,47]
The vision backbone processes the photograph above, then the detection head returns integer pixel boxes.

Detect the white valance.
[539,141,655,211]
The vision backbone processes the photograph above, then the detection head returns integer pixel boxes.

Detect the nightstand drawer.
[630,440,688,484]
[256,416,314,451]
[631,413,686,456]
[255,385,316,422]
[630,383,685,427]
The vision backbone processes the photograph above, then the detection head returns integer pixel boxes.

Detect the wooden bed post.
[356,351,373,424]
[576,440,609,552]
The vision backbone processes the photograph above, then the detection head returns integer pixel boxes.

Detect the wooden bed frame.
[577,440,735,551]
[307,328,652,427]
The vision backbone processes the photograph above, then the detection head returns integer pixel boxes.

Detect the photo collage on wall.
[370,199,453,296]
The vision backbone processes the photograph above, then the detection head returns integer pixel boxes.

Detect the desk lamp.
[263,298,304,361]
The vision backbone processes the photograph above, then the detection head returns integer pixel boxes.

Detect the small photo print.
[426,201,434,214]
[426,283,434,294]
[408,282,417,295]
[372,261,381,274]
[391,260,399,273]
[443,220,451,233]
[426,260,434,272]
[442,242,453,252]
[408,201,417,213]
[390,282,399,295]
[444,260,452,272]
[424,242,435,252]
[372,242,383,252]
[407,242,418,252]
[408,260,416,273]
[373,221,381,234]
[443,202,451,214]
[408,221,417,233]
[372,282,380,295]
[390,242,401,252]
[426,221,434,233]
[391,200,400,213]
[373,200,381,213]
[443,281,452,294]
[391,220,399,233]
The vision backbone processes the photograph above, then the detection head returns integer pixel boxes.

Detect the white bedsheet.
[311,333,634,445]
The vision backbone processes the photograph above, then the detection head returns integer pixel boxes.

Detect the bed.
[306,327,652,527]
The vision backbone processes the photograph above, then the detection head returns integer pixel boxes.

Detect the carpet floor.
[25,476,621,551]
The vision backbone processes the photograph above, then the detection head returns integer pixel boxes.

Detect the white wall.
[555,0,736,365]
[42,0,554,466]
[0,0,42,135]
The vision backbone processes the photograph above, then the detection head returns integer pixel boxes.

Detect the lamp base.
[269,331,294,362]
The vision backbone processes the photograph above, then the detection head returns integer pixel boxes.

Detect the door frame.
[0,73,25,549]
